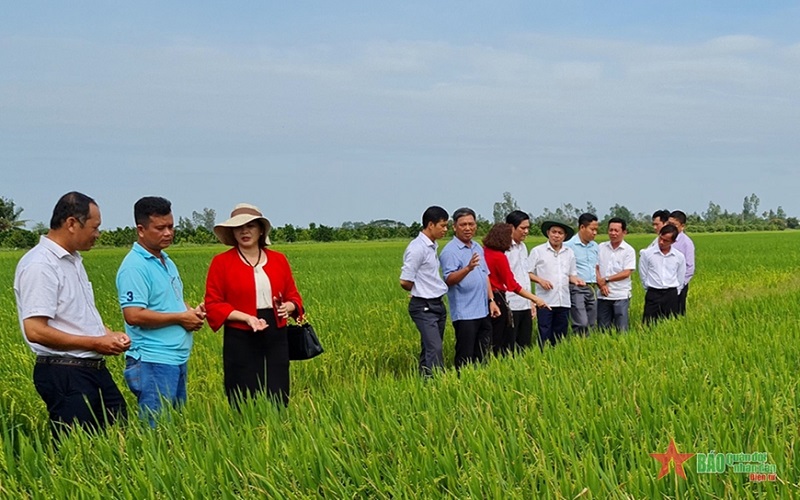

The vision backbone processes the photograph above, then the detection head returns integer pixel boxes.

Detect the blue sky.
[2,1,799,229]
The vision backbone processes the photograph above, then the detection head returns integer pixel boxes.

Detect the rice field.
[1,232,798,498]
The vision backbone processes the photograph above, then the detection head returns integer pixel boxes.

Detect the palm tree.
[0,197,26,232]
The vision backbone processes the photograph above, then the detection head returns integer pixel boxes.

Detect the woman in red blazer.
[483,223,549,356]
[205,203,303,407]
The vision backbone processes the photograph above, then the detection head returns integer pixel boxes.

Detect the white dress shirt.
[527,242,576,307]
[639,244,686,292]
[597,240,636,300]
[506,240,532,311]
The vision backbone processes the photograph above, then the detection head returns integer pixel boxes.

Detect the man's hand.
[94,330,131,356]
[489,301,501,318]
[179,310,205,332]
[467,252,481,272]
[538,279,554,291]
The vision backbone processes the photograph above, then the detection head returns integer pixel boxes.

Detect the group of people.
[400,206,695,376]
[13,192,303,436]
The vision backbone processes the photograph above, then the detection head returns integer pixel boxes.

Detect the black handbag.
[287,321,324,361]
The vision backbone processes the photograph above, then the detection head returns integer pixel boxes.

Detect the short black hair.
[669,210,687,225]
[422,206,449,228]
[134,197,172,227]
[608,217,627,231]
[50,191,96,230]
[452,207,476,223]
[578,213,598,227]
[505,210,530,228]
[659,224,679,242]
[652,209,670,223]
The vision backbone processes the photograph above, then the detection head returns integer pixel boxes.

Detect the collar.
[454,237,473,250]
[545,241,564,254]
[418,232,436,248]
[41,235,77,261]
[132,241,169,261]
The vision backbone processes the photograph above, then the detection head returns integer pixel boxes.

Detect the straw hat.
[213,203,272,246]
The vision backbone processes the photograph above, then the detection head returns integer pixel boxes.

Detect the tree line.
[1,193,797,249]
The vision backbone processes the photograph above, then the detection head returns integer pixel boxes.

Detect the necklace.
[237,247,261,269]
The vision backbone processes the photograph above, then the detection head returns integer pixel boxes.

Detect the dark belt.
[36,355,105,370]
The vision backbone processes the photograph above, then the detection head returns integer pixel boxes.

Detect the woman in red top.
[483,223,549,356]
[205,203,303,407]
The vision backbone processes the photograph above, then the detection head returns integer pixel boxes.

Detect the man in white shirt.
[639,224,686,324]
[14,192,130,437]
[595,218,636,331]
[400,206,450,376]
[528,221,582,348]
[504,210,535,351]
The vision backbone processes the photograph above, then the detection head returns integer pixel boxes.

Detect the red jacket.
[205,247,303,332]
[484,247,522,294]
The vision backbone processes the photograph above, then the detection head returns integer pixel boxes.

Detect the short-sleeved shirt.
[400,232,448,299]
[564,236,599,283]
[527,242,576,307]
[116,242,192,365]
[596,240,636,300]
[13,236,105,359]
[506,240,532,311]
[439,238,490,322]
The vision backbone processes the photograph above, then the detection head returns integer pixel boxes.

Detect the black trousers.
[676,283,689,316]
[33,363,127,438]
[643,288,680,325]
[510,309,534,351]
[223,308,290,407]
[490,291,513,356]
[537,306,570,350]
[453,316,492,370]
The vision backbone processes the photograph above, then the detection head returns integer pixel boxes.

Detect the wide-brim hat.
[213,203,272,246]
[540,220,575,241]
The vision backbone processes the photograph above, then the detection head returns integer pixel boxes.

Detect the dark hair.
[652,209,670,223]
[608,217,627,231]
[669,210,687,225]
[577,213,598,227]
[505,210,530,228]
[134,196,172,227]
[50,191,96,229]
[422,206,449,228]
[452,207,476,223]
[659,224,679,242]
[482,223,513,251]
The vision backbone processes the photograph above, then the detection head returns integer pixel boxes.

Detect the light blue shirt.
[400,232,448,299]
[439,238,490,322]
[565,236,599,283]
[116,242,193,365]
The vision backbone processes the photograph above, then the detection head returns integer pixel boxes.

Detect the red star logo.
[650,440,695,479]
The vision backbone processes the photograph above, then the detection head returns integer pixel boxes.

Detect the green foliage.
[1,234,799,497]
[0,197,26,232]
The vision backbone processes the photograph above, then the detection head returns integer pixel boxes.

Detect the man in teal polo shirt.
[564,213,599,335]
[116,197,205,422]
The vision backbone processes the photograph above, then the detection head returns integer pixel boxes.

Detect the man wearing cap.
[639,224,686,324]
[439,207,501,369]
[504,210,536,350]
[116,196,206,422]
[528,220,582,348]
[400,206,450,376]
[668,210,695,316]
[564,213,599,336]
[595,217,636,331]
[14,192,130,436]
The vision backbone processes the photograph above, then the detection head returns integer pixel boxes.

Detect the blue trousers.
[124,357,187,425]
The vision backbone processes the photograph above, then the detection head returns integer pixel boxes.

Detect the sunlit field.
[1,232,798,498]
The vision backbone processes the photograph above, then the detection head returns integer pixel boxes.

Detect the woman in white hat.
[204,203,303,407]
